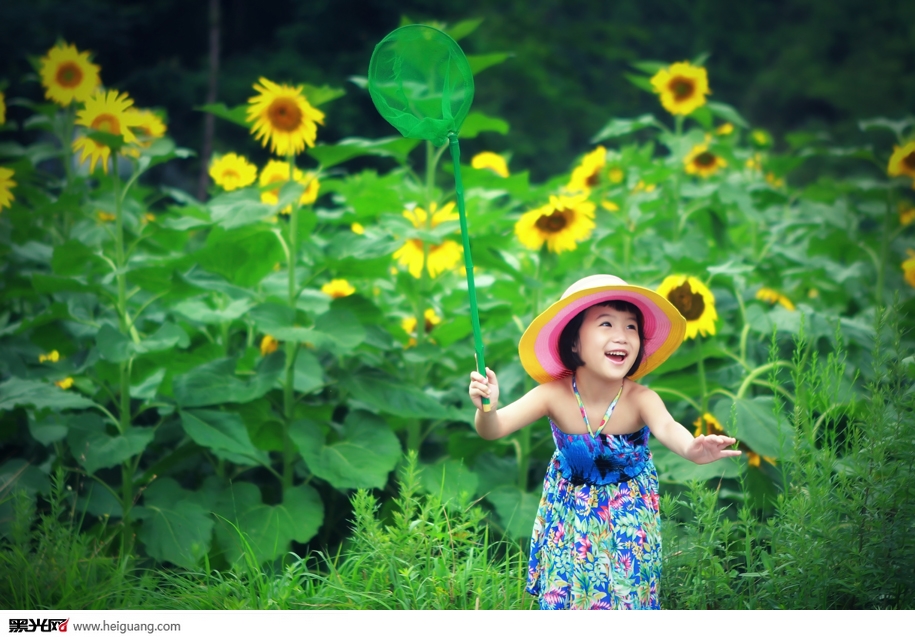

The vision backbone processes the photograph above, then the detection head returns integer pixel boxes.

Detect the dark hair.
[558,300,646,378]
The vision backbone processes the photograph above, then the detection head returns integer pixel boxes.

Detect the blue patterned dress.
[526,377,662,609]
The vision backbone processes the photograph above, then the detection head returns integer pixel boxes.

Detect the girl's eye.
[627,324,637,330]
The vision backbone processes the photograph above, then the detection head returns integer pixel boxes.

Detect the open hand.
[468,367,499,411]
[688,434,741,465]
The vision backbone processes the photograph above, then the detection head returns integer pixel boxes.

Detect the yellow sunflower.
[756,287,796,311]
[39,43,101,106]
[258,159,321,212]
[260,335,279,356]
[514,193,596,253]
[765,172,785,188]
[750,129,772,147]
[650,62,710,116]
[247,77,325,156]
[693,412,725,437]
[888,141,915,184]
[72,90,142,174]
[54,377,75,390]
[0,167,16,212]
[608,167,625,184]
[39,350,60,363]
[899,201,915,227]
[209,153,257,191]
[321,278,355,298]
[903,250,915,289]
[566,146,606,194]
[471,151,509,177]
[123,109,166,157]
[351,222,365,234]
[401,309,443,346]
[746,451,777,468]
[393,202,463,279]
[656,275,718,339]
[715,122,734,136]
[684,144,727,178]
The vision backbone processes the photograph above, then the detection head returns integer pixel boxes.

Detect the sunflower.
[471,151,509,178]
[656,275,718,339]
[756,287,795,311]
[72,90,142,174]
[888,141,915,185]
[715,122,734,136]
[746,451,777,468]
[321,278,355,298]
[39,350,60,363]
[0,167,16,212]
[123,109,166,157]
[393,202,463,279]
[351,222,365,234]
[260,335,279,357]
[750,129,772,147]
[402,309,443,346]
[650,62,710,116]
[608,167,625,184]
[566,146,606,194]
[40,43,102,106]
[899,201,915,227]
[693,412,725,437]
[515,193,596,254]
[684,144,727,178]
[54,377,75,390]
[903,250,915,289]
[258,159,321,212]
[210,153,257,191]
[765,172,785,188]
[247,77,325,156]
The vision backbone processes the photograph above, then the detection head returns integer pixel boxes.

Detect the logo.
[9,619,69,633]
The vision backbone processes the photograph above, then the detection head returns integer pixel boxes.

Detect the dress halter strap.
[571,374,623,438]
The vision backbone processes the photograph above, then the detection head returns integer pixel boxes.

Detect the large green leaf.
[420,459,479,506]
[196,227,284,287]
[485,486,540,539]
[313,307,365,351]
[172,297,254,325]
[207,188,275,229]
[293,349,324,395]
[196,103,248,127]
[172,353,283,407]
[346,371,466,422]
[28,411,68,445]
[0,377,95,412]
[712,396,794,460]
[96,323,134,363]
[179,409,271,467]
[214,482,324,566]
[460,112,509,139]
[135,478,214,569]
[66,414,155,475]
[591,114,661,143]
[289,410,401,490]
[307,137,421,169]
[51,240,109,276]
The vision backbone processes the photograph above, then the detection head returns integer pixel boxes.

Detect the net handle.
[448,132,490,411]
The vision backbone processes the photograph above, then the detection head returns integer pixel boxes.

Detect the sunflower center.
[666,281,706,321]
[904,151,915,171]
[267,98,303,132]
[535,210,570,233]
[694,152,716,168]
[223,169,240,180]
[91,113,121,134]
[669,77,695,101]
[56,62,84,88]
[586,170,600,187]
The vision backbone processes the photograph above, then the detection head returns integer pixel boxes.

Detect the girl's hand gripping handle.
[469,367,499,413]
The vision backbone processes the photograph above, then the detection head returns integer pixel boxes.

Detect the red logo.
[59,619,69,632]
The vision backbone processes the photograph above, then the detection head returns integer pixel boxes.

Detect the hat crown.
[562,274,628,299]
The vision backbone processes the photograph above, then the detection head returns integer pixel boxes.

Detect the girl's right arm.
[469,368,551,440]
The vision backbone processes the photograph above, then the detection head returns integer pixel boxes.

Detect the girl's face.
[571,305,641,380]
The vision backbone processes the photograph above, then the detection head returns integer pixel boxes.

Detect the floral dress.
[526,376,662,609]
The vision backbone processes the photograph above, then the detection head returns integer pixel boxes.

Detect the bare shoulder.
[536,377,569,411]
[624,379,655,403]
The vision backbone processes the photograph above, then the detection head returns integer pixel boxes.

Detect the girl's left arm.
[637,387,741,465]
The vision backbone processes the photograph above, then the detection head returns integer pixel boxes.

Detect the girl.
[468,274,740,609]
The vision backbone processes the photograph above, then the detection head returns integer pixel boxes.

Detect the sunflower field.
[1,18,914,610]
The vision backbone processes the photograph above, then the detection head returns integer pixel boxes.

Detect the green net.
[368,25,475,147]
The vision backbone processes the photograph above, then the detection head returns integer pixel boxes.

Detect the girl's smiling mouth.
[606,350,628,364]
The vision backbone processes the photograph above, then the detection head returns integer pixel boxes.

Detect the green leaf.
[459,112,509,139]
[139,322,190,353]
[314,307,365,352]
[32,273,96,295]
[465,53,512,75]
[28,411,69,445]
[172,353,283,408]
[445,17,483,41]
[67,414,155,475]
[0,377,95,412]
[591,114,661,143]
[136,478,214,569]
[712,396,794,460]
[207,188,274,229]
[651,445,741,484]
[420,459,479,506]
[859,116,915,139]
[485,486,540,539]
[307,137,421,169]
[624,73,655,93]
[706,101,750,128]
[196,103,249,127]
[293,349,324,395]
[290,410,401,490]
[301,84,345,107]
[86,130,125,151]
[130,368,165,400]
[214,482,323,566]
[196,227,284,287]
[96,323,134,363]
[179,409,271,467]
[51,240,108,276]
[346,371,465,421]
[0,459,51,498]
[172,297,253,325]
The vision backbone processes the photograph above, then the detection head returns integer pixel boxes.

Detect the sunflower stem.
[697,335,708,416]
[876,187,894,308]
[282,151,300,493]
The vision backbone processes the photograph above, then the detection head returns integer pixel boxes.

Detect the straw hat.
[519,274,686,383]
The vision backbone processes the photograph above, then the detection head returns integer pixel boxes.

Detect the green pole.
[448,132,490,411]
